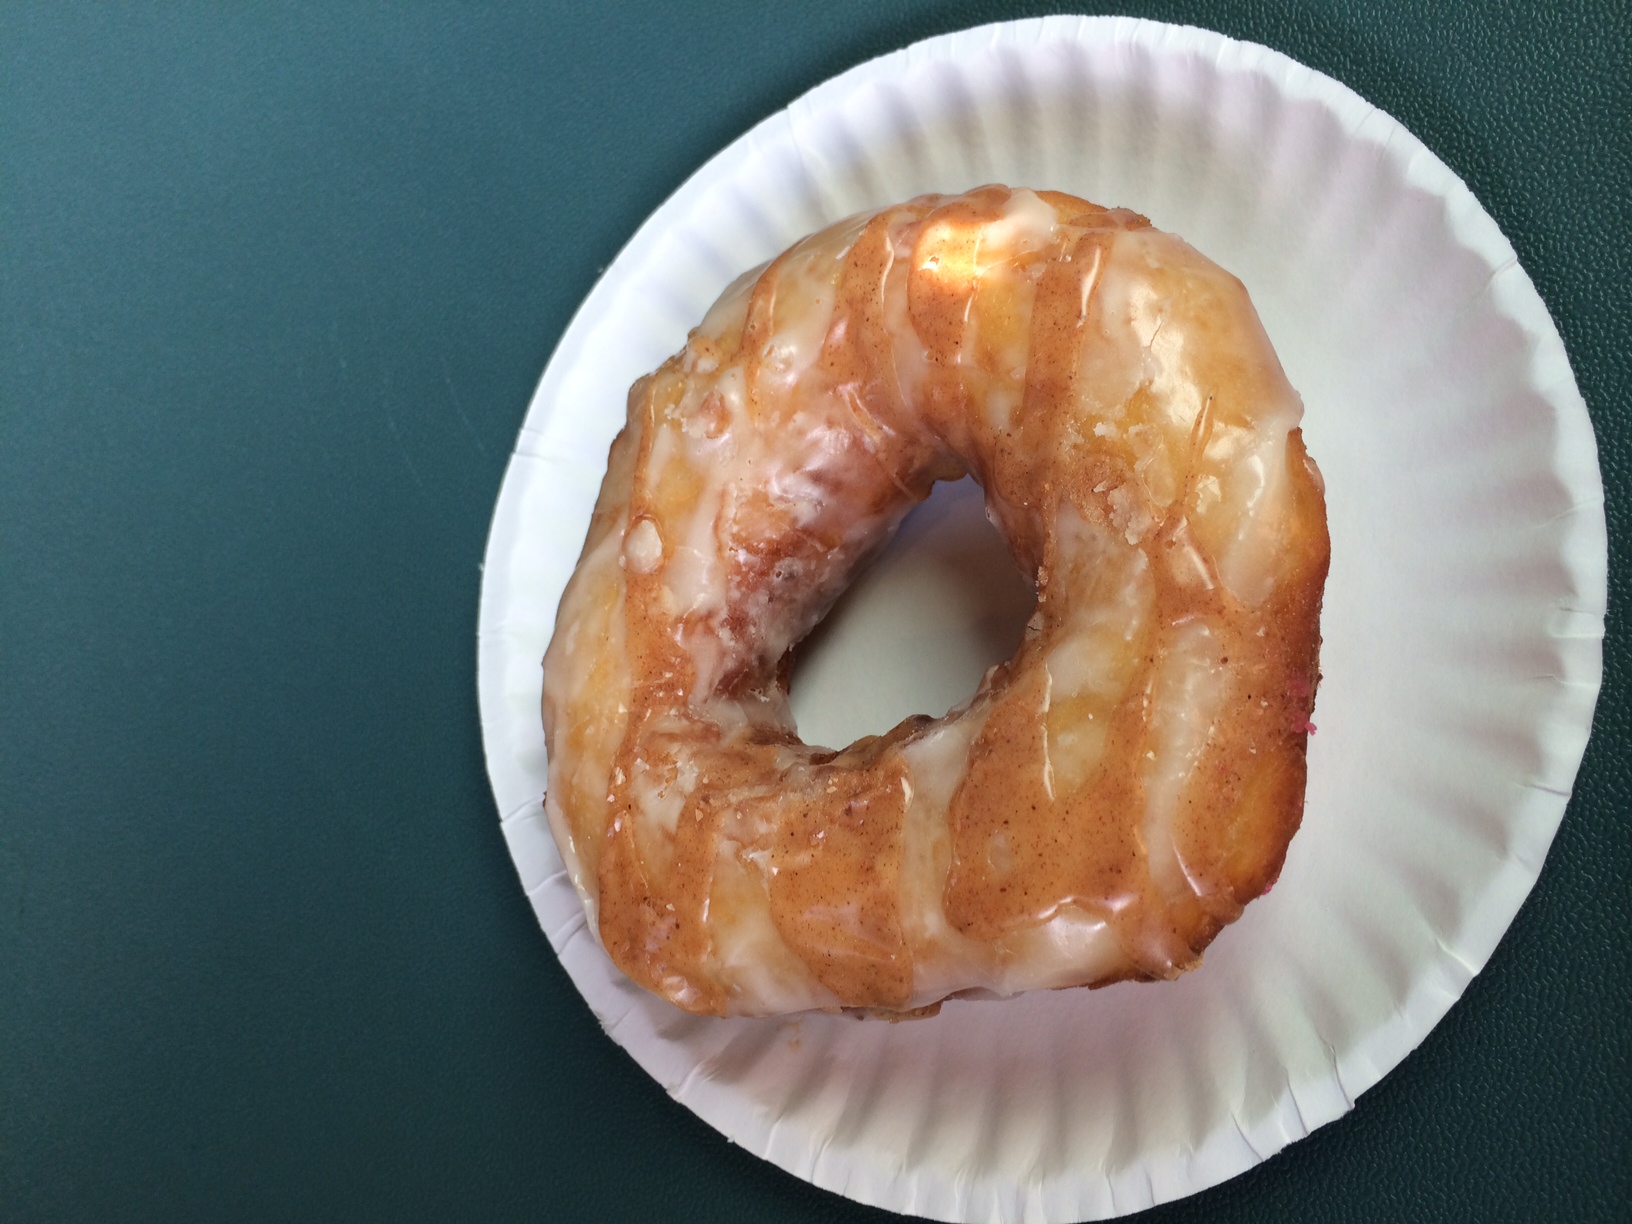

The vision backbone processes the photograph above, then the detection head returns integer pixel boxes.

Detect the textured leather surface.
[1,1,1626,1220]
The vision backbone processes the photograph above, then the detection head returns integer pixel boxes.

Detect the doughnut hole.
[788,476,1035,750]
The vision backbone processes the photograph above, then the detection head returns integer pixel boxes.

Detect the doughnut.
[542,186,1329,1017]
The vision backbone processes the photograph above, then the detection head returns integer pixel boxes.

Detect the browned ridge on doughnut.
[543,185,1329,1017]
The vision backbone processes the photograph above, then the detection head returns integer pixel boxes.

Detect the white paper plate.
[476,16,1607,1221]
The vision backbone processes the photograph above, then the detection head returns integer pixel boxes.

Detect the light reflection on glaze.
[542,187,1329,1016]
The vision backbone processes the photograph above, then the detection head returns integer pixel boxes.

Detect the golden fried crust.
[542,187,1329,1016]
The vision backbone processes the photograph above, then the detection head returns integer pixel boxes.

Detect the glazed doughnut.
[543,186,1328,1016]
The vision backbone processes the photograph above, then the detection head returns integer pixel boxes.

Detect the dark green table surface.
[3,2,1627,1220]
